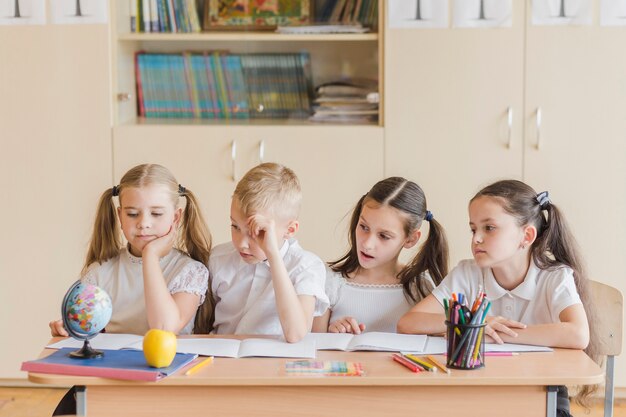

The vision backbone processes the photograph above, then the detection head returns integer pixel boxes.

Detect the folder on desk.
[21,348,197,381]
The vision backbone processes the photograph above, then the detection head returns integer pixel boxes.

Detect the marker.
[185,356,214,376]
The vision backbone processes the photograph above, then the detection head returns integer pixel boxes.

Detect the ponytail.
[178,189,212,265]
[82,187,122,275]
[398,217,449,302]
[328,195,367,277]
[193,287,215,334]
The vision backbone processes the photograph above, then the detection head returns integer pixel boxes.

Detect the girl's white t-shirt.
[325,269,435,333]
[431,258,582,324]
[83,247,208,335]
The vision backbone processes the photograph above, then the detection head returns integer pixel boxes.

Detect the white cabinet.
[113,125,384,260]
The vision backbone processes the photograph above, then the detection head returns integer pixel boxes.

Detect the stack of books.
[135,51,312,120]
[310,79,379,123]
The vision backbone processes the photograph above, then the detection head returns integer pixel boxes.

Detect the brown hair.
[83,163,212,270]
[472,179,599,406]
[329,177,449,302]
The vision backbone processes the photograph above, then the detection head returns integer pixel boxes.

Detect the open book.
[47,334,316,359]
[306,332,428,352]
[404,336,554,355]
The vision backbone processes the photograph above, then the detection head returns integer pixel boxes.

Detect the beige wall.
[0,24,111,378]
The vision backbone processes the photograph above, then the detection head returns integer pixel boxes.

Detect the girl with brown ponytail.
[49,163,212,336]
[312,177,449,334]
[399,179,598,415]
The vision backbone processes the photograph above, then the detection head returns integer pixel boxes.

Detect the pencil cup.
[445,320,486,370]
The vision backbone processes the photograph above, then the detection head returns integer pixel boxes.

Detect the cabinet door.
[0,25,111,377]
[524,27,626,295]
[384,1,526,263]
[113,125,252,245]
[251,126,384,261]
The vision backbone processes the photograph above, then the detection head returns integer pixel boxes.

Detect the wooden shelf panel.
[119,117,382,128]
[118,32,379,42]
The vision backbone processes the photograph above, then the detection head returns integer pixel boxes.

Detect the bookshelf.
[110,0,385,260]
[111,1,384,127]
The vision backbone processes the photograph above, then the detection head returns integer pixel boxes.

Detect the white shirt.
[431,258,582,324]
[211,239,329,336]
[83,247,209,335]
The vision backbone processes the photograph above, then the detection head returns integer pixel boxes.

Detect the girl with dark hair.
[312,177,449,334]
[398,179,598,414]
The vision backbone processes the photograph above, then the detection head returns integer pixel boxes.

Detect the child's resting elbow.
[284,329,306,343]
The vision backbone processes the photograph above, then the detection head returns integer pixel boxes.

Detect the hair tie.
[112,185,119,197]
[536,191,551,209]
[178,184,186,195]
[424,210,433,222]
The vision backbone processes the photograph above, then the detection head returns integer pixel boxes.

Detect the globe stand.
[69,339,103,359]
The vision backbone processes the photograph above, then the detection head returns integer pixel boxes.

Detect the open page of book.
[176,338,243,358]
[238,338,316,358]
[46,334,143,351]
[347,332,427,352]
[306,332,427,352]
[408,336,553,354]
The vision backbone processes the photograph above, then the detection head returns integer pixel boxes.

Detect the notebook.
[21,348,197,381]
[305,332,428,352]
[174,337,316,358]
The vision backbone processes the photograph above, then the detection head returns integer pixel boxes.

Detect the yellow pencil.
[185,356,214,376]
[426,355,450,374]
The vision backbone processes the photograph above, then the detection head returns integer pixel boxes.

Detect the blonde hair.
[82,164,212,273]
[233,162,302,220]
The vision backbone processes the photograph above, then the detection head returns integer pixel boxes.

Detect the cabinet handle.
[507,106,513,149]
[259,140,265,163]
[535,107,542,150]
[117,93,132,102]
[231,140,237,182]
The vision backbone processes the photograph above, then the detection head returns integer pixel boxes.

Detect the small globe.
[61,281,112,358]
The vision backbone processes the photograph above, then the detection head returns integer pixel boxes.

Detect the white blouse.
[325,269,434,333]
[431,258,582,325]
[83,247,208,335]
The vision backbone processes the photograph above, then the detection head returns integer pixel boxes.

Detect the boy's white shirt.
[431,258,582,325]
[211,238,329,336]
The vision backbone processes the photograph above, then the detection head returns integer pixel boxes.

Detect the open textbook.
[305,332,428,352]
[47,334,316,359]
[407,336,554,355]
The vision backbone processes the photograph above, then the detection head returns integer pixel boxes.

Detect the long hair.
[329,177,449,302]
[82,163,212,272]
[472,179,599,406]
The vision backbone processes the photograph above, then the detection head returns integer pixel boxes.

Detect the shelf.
[118,32,379,42]
[118,117,382,128]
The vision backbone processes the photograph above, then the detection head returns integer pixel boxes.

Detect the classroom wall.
[0,24,111,379]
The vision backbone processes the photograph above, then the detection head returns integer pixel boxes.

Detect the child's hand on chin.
[143,225,177,259]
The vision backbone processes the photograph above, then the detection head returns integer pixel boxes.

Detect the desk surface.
[28,343,603,387]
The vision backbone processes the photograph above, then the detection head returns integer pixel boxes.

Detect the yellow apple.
[143,329,177,368]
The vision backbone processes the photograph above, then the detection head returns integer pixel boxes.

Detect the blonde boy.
[210,163,329,342]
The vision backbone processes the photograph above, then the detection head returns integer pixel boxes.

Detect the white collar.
[483,259,539,301]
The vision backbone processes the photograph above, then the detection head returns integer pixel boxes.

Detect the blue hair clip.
[536,191,551,209]
[425,210,433,222]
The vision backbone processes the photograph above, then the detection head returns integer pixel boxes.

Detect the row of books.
[130,0,202,33]
[310,79,379,123]
[314,0,378,27]
[135,52,312,119]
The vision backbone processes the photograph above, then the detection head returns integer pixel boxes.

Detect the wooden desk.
[29,344,602,417]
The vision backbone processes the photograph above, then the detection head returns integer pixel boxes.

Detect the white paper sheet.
[49,0,108,24]
[46,333,143,351]
[531,0,592,26]
[388,0,449,29]
[601,0,626,26]
[0,0,45,25]
[306,332,427,352]
[453,0,512,28]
